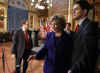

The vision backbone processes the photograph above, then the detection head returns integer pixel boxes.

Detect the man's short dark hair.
[66,23,71,26]
[74,1,92,14]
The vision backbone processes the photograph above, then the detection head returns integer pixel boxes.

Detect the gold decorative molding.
[0,1,8,32]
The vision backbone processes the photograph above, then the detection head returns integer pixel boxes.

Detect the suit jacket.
[36,31,73,73]
[11,29,33,60]
[71,18,98,73]
[65,31,75,39]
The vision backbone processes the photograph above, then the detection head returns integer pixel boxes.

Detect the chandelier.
[30,0,52,10]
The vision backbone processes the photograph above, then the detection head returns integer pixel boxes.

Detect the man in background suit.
[11,20,33,73]
[68,1,98,73]
[64,23,74,35]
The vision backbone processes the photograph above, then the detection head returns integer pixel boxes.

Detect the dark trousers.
[16,49,34,73]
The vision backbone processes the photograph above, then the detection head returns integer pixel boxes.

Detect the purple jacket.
[36,31,74,73]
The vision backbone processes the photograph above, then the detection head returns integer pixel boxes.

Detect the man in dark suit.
[64,23,74,36]
[68,1,98,73]
[11,20,33,73]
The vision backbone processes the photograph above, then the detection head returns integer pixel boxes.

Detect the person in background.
[28,14,73,73]
[64,23,74,35]
[11,19,33,73]
[68,1,98,73]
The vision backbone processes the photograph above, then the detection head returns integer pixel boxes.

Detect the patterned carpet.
[0,42,43,73]
[1,42,100,73]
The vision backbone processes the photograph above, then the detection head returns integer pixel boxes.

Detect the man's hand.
[11,54,16,71]
[27,55,36,62]
[68,70,72,73]
[11,54,15,59]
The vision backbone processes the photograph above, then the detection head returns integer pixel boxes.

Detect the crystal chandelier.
[30,0,52,10]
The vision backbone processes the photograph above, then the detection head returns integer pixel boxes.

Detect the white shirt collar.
[78,16,87,26]
[64,29,70,34]
[66,30,70,34]
[67,30,70,34]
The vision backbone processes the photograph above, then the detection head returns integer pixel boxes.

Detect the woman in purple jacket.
[29,14,74,73]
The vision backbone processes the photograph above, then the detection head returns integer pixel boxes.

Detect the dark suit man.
[68,1,98,73]
[11,20,33,73]
[64,23,74,37]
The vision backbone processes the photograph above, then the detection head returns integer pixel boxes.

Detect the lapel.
[48,32,56,48]
[27,30,30,39]
[19,29,26,40]
[52,32,64,49]
[27,30,30,36]
[75,18,90,38]
[53,32,58,48]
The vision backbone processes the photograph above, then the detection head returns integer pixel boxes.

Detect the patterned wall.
[8,0,28,32]
[0,0,7,3]
[8,0,27,10]
[7,6,28,32]
[50,0,69,15]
